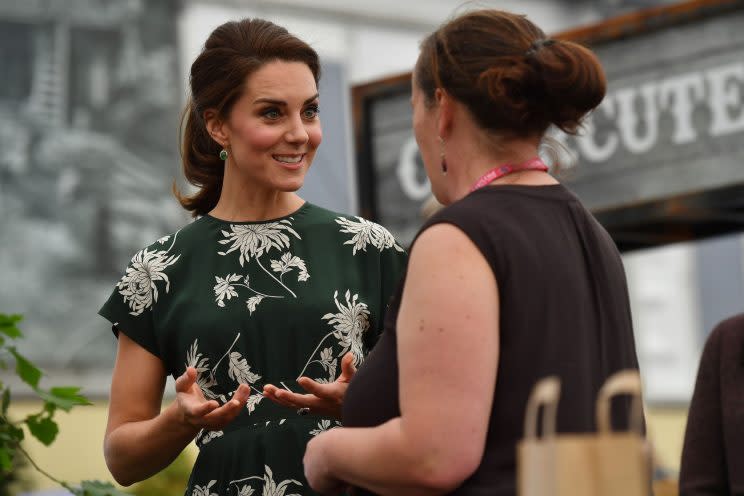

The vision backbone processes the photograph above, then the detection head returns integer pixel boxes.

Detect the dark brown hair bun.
[415,10,606,138]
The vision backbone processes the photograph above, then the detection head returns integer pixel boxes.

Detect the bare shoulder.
[404,223,497,306]
[410,222,490,271]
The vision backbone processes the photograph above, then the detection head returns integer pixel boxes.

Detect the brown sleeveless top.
[343,184,642,496]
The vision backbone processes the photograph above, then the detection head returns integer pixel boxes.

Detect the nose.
[284,115,309,145]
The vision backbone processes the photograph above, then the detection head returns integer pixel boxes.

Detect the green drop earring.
[219,148,228,161]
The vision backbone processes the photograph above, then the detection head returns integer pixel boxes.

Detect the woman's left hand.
[304,429,347,495]
[264,352,357,419]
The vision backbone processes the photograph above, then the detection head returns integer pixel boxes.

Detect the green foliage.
[0,450,32,496]
[0,313,126,496]
[67,480,131,496]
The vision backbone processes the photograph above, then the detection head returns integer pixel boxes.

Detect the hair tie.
[526,39,556,57]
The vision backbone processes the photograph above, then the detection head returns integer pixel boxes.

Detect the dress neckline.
[203,201,311,225]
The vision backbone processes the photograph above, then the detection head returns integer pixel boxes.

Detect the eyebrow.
[253,93,320,106]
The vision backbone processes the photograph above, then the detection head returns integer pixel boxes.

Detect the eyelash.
[262,108,281,119]
[303,105,320,119]
[261,105,320,120]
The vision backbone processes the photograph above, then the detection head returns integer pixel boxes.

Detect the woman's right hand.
[263,352,357,419]
[174,367,250,430]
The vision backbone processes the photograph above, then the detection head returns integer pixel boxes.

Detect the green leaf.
[0,448,12,472]
[44,401,57,416]
[0,423,24,443]
[35,386,91,412]
[2,388,9,415]
[8,347,42,388]
[50,386,92,408]
[0,314,23,339]
[50,386,88,399]
[25,414,59,446]
[74,480,131,496]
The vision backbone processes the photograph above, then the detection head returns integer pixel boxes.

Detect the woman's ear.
[435,89,454,141]
[204,109,229,147]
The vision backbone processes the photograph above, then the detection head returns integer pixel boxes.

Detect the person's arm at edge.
[679,321,730,496]
[304,223,499,495]
[104,333,249,486]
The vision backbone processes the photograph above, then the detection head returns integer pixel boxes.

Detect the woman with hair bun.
[299,10,643,495]
[98,18,406,495]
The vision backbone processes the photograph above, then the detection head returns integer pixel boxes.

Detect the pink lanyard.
[469,157,549,193]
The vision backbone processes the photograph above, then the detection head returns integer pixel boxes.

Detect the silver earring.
[219,148,228,161]
[438,136,448,175]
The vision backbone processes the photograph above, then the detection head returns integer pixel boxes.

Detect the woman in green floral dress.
[99,19,406,496]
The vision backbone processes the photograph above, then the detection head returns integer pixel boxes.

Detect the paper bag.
[517,370,651,496]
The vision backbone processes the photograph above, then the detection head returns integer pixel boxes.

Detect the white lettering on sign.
[397,135,431,201]
[573,60,744,163]
[658,72,706,144]
[708,62,744,136]
[615,83,659,154]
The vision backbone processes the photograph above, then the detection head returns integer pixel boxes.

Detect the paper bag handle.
[523,376,561,440]
[596,369,643,434]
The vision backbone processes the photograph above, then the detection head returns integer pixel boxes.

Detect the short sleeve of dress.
[98,243,179,359]
[379,239,407,316]
[366,227,407,348]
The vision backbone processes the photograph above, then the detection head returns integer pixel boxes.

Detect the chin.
[277,177,306,192]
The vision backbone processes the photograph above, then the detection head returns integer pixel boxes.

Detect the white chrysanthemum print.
[335,216,404,255]
[229,465,302,496]
[262,465,303,496]
[237,485,255,496]
[156,235,170,245]
[217,221,300,266]
[214,274,242,307]
[184,333,266,407]
[228,352,262,385]
[323,290,371,366]
[246,393,263,414]
[297,291,371,379]
[117,247,180,316]
[192,480,218,496]
[185,340,218,399]
[215,221,306,302]
[313,347,337,382]
[198,430,223,446]
[310,419,332,437]
[186,340,210,373]
[246,295,264,314]
[270,252,310,282]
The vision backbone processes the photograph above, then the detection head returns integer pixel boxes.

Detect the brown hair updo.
[176,19,321,217]
[415,10,606,139]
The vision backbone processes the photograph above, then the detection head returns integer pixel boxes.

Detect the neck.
[464,147,542,187]
[447,142,546,201]
[209,164,305,222]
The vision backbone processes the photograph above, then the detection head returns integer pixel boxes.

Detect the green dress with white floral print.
[99,202,407,496]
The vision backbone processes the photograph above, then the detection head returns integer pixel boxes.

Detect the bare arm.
[303,223,500,495]
[104,333,250,486]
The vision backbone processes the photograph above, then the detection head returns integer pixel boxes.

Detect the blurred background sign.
[558,0,744,252]
[353,0,744,251]
[0,0,187,392]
